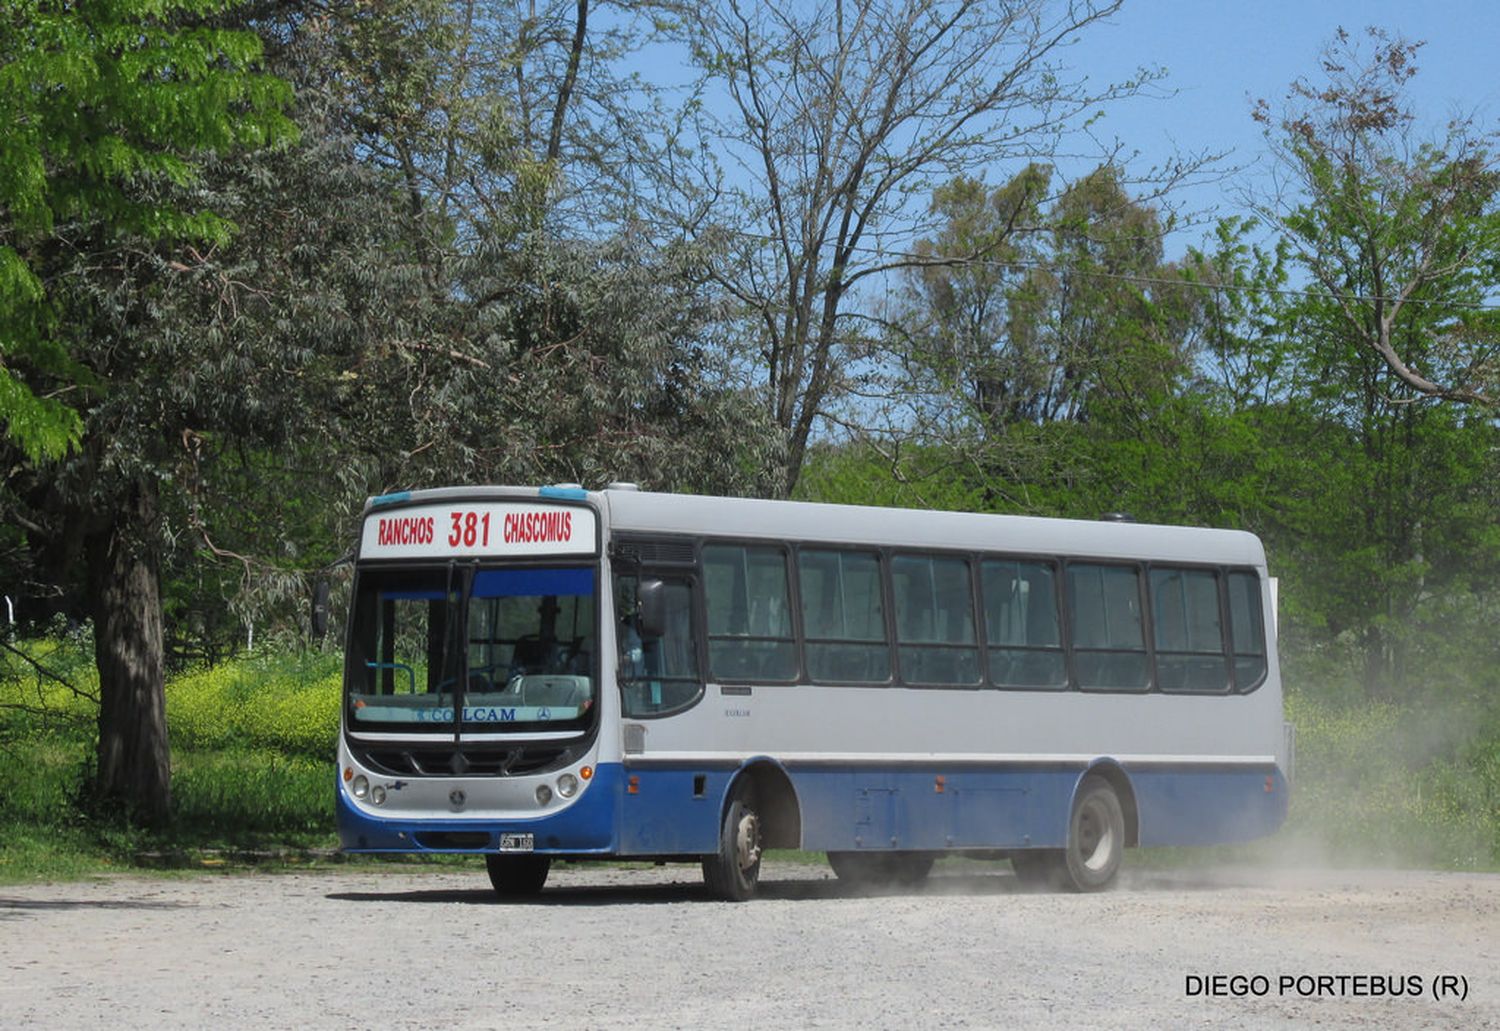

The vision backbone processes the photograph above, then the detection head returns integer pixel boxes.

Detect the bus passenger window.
[982,560,1066,689]
[799,549,891,683]
[891,554,980,686]
[1227,571,1268,691]
[1150,568,1229,693]
[703,545,798,682]
[1067,563,1149,691]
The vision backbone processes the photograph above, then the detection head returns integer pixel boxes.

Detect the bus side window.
[703,544,797,682]
[981,559,1066,689]
[1228,571,1268,691]
[1150,567,1229,693]
[1067,563,1149,692]
[799,549,891,684]
[891,554,980,686]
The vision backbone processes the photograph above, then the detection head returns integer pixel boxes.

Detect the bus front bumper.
[336,762,623,854]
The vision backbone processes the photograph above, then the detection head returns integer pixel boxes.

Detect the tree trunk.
[87,479,172,826]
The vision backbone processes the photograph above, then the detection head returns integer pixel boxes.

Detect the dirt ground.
[2,859,1497,1029]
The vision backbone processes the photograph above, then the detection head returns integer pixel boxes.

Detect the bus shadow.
[325,869,1034,906]
[322,863,1272,906]
[0,897,195,915]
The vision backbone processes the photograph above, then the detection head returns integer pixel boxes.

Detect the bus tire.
[1060,775,1125,892]
[702,791,763,902]
[486,854,551,897]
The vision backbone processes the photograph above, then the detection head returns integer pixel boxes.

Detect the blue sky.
[1065,1,1500,255]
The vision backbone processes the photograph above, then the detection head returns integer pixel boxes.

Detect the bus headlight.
[556,773,579,798]
[352,775,369,800]
[535,784,553,806]
[371,785,387,805]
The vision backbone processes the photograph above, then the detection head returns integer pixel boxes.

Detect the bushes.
[166,651,341,757]
[1283,692,1500,869]
[171,750,331,835]
[1,640,343,867]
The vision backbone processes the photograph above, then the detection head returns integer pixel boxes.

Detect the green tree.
[897,167,1053,430]
[0,1,293,824]
[892,166,1236,522]
[1253,27,1500,407]
[1229,28,1500,697]
[668,0,1157,496]
[1,0,292,461]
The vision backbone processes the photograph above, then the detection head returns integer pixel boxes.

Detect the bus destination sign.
[361,501,596,559]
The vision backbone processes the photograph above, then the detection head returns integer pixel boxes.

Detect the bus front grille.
[351,741,579,778]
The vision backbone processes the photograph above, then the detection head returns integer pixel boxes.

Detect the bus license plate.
[498,833,534,853]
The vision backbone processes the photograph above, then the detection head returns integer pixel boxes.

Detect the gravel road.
[2,859,1496,1029]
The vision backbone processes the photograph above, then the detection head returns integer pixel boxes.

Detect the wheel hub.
[1077,800,1115,872]
[736,811,762,871]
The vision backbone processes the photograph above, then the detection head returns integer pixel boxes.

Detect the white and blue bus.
[337,484,1290,899]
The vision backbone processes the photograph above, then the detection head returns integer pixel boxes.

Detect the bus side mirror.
[311,579,331,641]
[637,579,667,639]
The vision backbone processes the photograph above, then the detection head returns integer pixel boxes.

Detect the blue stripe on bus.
[472,567,593,598]
[369,491,413,507]
[336,760,1287,856]
[615,762,1287,854]
[1130,767,1289,846]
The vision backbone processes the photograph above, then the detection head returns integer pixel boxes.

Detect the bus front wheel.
[702,791,763,902]
[486,854,551,897]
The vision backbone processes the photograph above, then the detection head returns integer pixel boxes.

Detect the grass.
[3,638,1499,882]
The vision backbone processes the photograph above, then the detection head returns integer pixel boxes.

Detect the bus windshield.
[345,566,597,733]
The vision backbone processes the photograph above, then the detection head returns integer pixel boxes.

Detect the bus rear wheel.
[1062,776,1125,891]
[486,854,551,897]
[1011,776,1126,892]
[702,791,763,902]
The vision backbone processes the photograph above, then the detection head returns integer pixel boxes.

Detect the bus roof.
[361,485,1266,568]
[601,490,1266,568]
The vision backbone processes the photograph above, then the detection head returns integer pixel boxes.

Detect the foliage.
[0,640,341,874]
[166,652,341,758]
[6,640,1498,877]
[1282,691,1500,869]
[1253,27,1500,406]
[667,0,1157,494]
[0,0,294,461]
[0,0,301,826]
[1227,28,1500,696]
